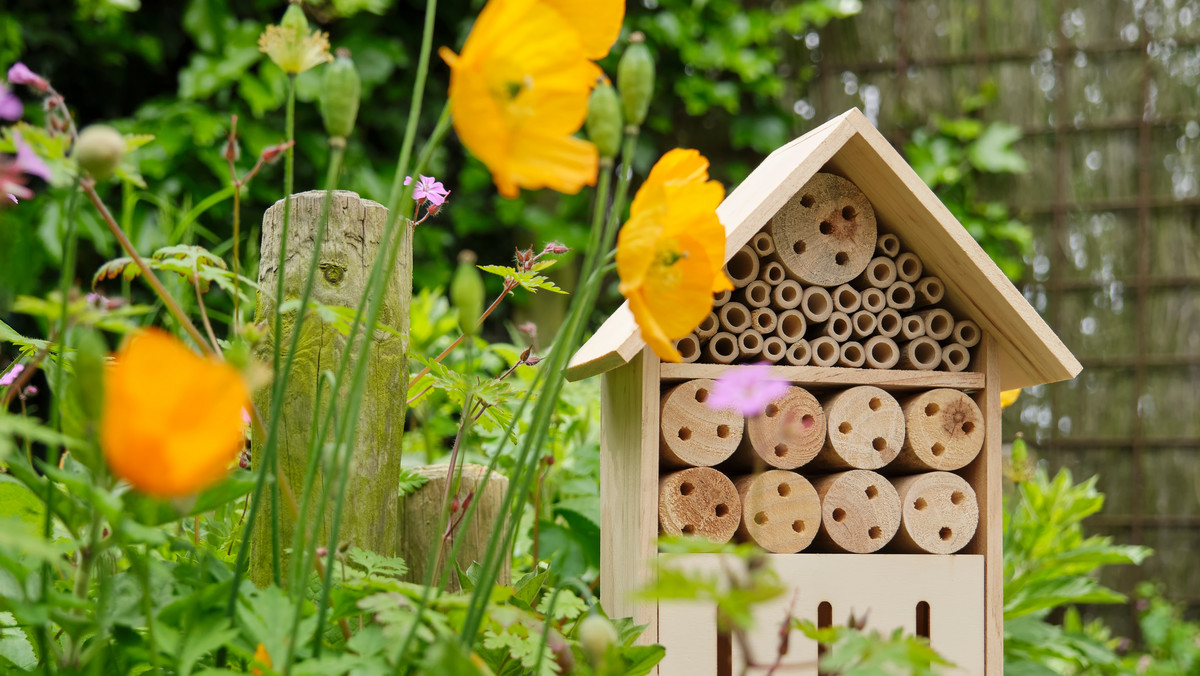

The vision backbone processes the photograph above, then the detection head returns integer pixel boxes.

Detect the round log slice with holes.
[890,472,979,554]
[659,467,741,542]
[736,386,826,470]
[770,173,877,286]
[811,386,905,470]
[734,470,821,553]
[660,379,744,467]
[891,389,985,471]
[813,470,901,553]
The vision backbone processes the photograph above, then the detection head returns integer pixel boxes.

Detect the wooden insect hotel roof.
[567,108,1081,390]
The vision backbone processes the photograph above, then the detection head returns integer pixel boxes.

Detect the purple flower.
[404,174,450,206]
[706,363,790,417]
[0,83,21,121]
[2,135,51,205]
[0,363,25,387]
[7,63,48,92]
[23,385,37,397]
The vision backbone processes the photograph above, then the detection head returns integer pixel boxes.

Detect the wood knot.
[320,262,346,285]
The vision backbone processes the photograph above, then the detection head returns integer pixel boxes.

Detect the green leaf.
[0,476,44,530]
[0,612,36,671]
[398,467,431,497]
[967,122,1029,174]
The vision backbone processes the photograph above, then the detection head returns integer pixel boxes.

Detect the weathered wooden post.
[250,190,408,586]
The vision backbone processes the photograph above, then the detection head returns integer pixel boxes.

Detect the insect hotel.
[566,109,1081,675]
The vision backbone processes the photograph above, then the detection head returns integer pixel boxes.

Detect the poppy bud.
[450,250,485,337]
[586,80,622,159]
[578,614,617,664]
[74,125,125,181]
[280,3,309,33]
[617,32,655,128]
[320,48,361,141]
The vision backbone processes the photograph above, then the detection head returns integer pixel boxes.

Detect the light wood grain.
[813,470,901,553]
[973,335,1004,675]
[659,467,741,542]
[659,362,985,390]
[890,388,985,472]
[734,471,820,553]
[770,173,878,286]
[659,379,744,467]
[811,386,905,470]
[733,385,826,470]
[889,472,979,554]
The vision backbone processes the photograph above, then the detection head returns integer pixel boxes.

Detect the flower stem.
[192,276,222,357]
[408,278,518,390]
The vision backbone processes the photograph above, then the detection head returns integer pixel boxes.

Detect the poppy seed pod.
[450,250,485,337]
[578,615,618,664]
[321,49,361,141]
[74,125,126,181]
[586,80,622,160]
[617,32,655,127]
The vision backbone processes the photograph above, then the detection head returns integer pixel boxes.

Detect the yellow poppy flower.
[440,0,610,198]
[251,643,272,675]
[618,149,730,362]
[101,329,251,498]
[538,0,625,59]
[1000,388,1021,408]
[257,6,333,75]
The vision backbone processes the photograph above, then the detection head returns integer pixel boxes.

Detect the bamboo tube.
[914,276,944,307]
[941,343,971,372]
[775,310,806,343]
[831,284,861,314]
[885,281,915,310]
[801,286,833,323]
[734,471,821,553]
[719,302,752,333]
[860,287,886,313]
[864,336,900,369]
[890,472,978,554]
[916,308,954,341]
[743,280,772,308]
[876,308,901,338]
[659,467,741,542]
[734,386,826,470]
[761,336,787,363]
[899,314,925,340]
[890,388,985,472]
[726,245,760,289]
[894,252,923,283]
[860,256,898,288]
[851,310,876,339]
[785,340,811,366]
[751,307,778,335]
[810,336,840,367]
[820,311,853,342]
[707,332,739,364]
[811,386,905,470]
[838,341,866,368]
[813,470,901,553]
[675,334,701,363]
[738,329,764,358]
[750,231,776,257]
[953,319,981,348]
[695,312,719,341]
[659,379,744,467]
[876,233,900,257]
[770,173,877,286]
[898,337,941,370]
[713,289,732,308]
[773,280,803,309]
[759,261,786,286]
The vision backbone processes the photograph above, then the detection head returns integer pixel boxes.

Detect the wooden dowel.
[719,301,752,333]
[876,308,901,338]
[707,332,739,364]
[898,337,941,370]
[810,386,904,470]
[733,385,826,470]
[751,307,778,335]
[770,173,877,286]
[775,309,806,343]
[801,286,833,323]
[916,308,954,341]
[876,233,900,258]
[743,280,772,308]
[809,336,840,367]
[859,256,897,289]
[890,388,985,472]
[813,470,901,553]
[860,286,886,313]
[734,470,820,553]
[851,310,876,339]
[941,342,971,372]
[838,341,866,368]
[899,314,925,340]
[750,231,776,257]
[953,319,981,348]
[761,336,787,363]
[773,280,803,309]
[864,336,900,369]
[785,340,811,366]
[885,281,915,310]
[894,252,922,283]
[820,311,852,342]
[675,334,701,363]
[889,472,978,554]
[659,467,741,542]
[759,261,786,286]
[659,379,744,467]
[713,289,732,308]
[695,312,719,341]
[726,245,760,289]
[738,329,764,358]
[914,276,944,307]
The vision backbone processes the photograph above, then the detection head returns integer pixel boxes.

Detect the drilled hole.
[774,444,788,457]
[838,421,853,434]
[868,526,882,539]
[801,414,815,428]
[842,205,857,220]
[872,437,887,452]
[939,527,953,541]
[716,424,730,439]
[950,491,965,505]
[678,427,692,441]
[961,421,975,434]
[914,498,928,511]
[715,503,729,517]
[800,194,815,208]
[793,240,806,254]
[865,485,878,499]
[925,402,940,416]
[778,483,791,497]
[695,388,708,403]
[682,525,695,534]
[832,508,846,523]
[819,221,833,235]
[792,520,805,533]
[680,482,694,496]
[835,252,849,266]
[765,404,780,418]
[931,442,946,456]
[755,511,769,525]
[869,397,882,411]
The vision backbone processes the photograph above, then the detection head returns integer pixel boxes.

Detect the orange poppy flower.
[440,0,621,198]
[617,149,730,362]
[101,329,251,498]
[538,0,624,59]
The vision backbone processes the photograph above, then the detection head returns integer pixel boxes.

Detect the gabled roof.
[566,108,1082,390]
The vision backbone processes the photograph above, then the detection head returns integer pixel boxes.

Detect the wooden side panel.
[600,350,661,645]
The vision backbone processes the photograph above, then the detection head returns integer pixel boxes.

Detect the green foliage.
[796,622,952,675]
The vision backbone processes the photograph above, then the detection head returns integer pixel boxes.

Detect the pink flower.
[0,363,25,387]
[2,134,52,205]
[706,363,790,417]
[0,83,21,121]
[404,174,450,206]
[7,63,49,92]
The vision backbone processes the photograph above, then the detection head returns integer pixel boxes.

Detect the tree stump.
[250,190,409,587]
